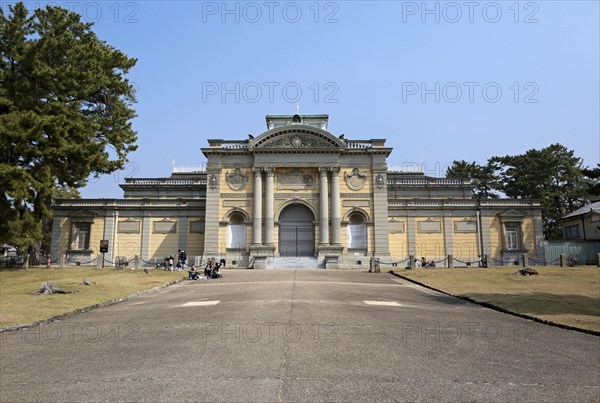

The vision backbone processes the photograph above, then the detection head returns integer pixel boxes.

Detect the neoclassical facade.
[51,114,545,268]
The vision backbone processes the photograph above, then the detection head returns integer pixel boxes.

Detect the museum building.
[51,114,544,269]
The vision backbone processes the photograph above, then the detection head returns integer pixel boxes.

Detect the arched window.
[348,212,367,251]
[227,212,246,249]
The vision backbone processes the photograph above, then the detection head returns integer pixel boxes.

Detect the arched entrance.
[278,204,315,257]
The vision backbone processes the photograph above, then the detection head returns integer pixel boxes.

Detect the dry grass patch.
[0,267,185,328]
[397,266,600,332]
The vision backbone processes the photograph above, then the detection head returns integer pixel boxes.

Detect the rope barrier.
[377,257,410,266]
[65,256,98,265]
[527,257,545,265]
[452,257,468,264]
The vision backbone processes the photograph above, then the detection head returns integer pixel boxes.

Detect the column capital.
[330,166,340,175]
[252,167,262,176]
[319,167,329,175]
[264,166,275,175]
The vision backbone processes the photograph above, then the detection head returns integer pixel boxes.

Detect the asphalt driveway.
[1,270,598,401]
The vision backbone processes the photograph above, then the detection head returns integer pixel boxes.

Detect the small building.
[560,201,600,241]
[51,114,545,268]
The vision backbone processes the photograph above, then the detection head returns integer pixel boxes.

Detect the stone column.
[319,167,330,245]
[330,167,341,245]
[252,168,263,246]
[264,167,275,246]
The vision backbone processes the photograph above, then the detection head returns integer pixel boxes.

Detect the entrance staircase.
[266,256,325,269]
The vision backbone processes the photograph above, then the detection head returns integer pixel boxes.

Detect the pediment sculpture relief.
[260,134,337,149]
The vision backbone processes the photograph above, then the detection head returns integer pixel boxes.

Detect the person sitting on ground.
[429,260,436,268]
[168,256,174,271]
[220,257,226,268]
[204,262,213,277]
[211,262,221,279]
[188,264,198,280]
[420,257,427,268]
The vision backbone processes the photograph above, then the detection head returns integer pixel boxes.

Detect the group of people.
[407,257,436,268]
[418,257,436,268]
[162,249,188,271]
[188,258,226,280]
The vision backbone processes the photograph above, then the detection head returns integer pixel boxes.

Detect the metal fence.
[544,241,600,265]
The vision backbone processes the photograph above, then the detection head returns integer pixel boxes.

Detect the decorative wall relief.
[153,218,177,234]
[208,174,218,189]
[344,168,367,191]
[225,168,248,191]
[277,169,315,190]
[417,218,442,233]
[375,174,385,190]
[117,218,140,234]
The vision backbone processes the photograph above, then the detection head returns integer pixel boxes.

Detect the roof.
[562,201,600,220]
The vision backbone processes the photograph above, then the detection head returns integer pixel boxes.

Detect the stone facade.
[51,114,545,268]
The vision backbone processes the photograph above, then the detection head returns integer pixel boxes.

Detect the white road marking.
[181,301,220,307]
[364,301,402,307]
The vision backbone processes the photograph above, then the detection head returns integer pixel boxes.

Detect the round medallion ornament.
[292,137,302,147]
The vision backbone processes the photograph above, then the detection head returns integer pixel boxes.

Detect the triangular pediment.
[498,209,525,219]
[68,209,98,218]
[249,125,345,151]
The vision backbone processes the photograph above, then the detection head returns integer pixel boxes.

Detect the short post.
[23,254,30,270]
[133,255,139,270]
[369,256,374,273]
[522,254,528,267]
[59,255,65,269]
[96,256,102,270]
[374,258,380,273]
[560,254,565,267]
[597,253,600,267]
[447,255,453,268]
[409,254,415,269]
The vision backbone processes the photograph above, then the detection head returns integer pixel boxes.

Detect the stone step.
[266,257,325,269]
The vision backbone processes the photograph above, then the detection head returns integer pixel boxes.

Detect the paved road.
[1,270,599,402]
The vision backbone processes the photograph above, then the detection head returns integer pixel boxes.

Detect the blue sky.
[16,1,600,198]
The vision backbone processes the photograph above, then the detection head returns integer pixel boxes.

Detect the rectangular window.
[227,224,246,249]
[505,223,520,250]
[71,222,91,250]
[564,225,580,239]
[348,224,367,249]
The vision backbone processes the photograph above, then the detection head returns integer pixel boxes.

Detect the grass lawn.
[0,267,185,328]
[396,266,600,333]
